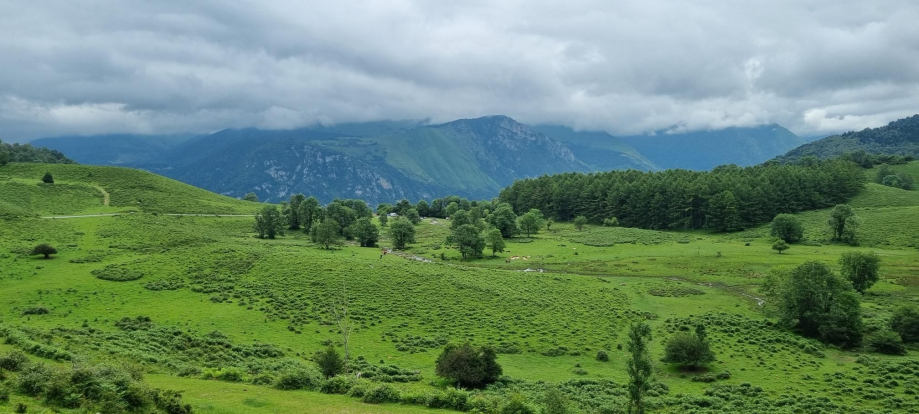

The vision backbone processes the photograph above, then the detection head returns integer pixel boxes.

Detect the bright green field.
[2,162,919,413]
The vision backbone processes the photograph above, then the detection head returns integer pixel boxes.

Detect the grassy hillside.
[778,114,919,162]
[0,163,260,216]
[2,166,919,412]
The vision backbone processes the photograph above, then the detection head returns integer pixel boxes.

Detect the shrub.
[573,216,588,231]
[315,345,345,378]
[500,393,536,414]
[869,330,906,355]
[0,352,29,371]
[275,366,322,390]
[602,217,619,227]
[662,327,714,368]
[361,383,400,404]
[770,214,803,243]
[891,305,919,343]
[435,343,503,388]
[772,240,789,254]
[596,350,609,362]
[320,375,356,394]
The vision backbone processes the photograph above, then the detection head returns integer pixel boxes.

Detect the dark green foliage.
[253,205,283,239]
[771,240,789,254]
[41,172,54,184]
[361,383,401,404]
[891,305,919,343]
[324,202,357,234]
[488,204,518,238]
[92,264,143,281]
[626,322,653,414]
[517,208,546,237]
[770,214,804,243]
[388,218,416,249]
[29,244,57,259]
[275,367,323,390]
[315,346,345,378]
[500,158,865,231]
[378,212,388,227]
[868,329,906,355]
[839,251,881,293]
[662,327,715,368]
[828,204,860,244]
[242,192,258,202]
[312,219,342,249]
[21,307,49,316]
[283,194,306,229]
[573,216,587,231]
[15,403,27,413]
[602,217,619,227]
[0,139,73,164]
[0,352,28,371]
[404,208,422,225]
[595,350,609,362]
[451,210,472,230]
[768,262,864,347]
[298,197,321,232]
[448,224,485,259]
[875,163,915,190]
[485,228,505,256]
[434,343,502,388]
[777,115,919,162]
[348,217,379,247]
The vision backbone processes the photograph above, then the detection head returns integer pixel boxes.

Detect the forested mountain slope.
[620,124,806,170]
[777,114,919,162]
[0,138,73,165]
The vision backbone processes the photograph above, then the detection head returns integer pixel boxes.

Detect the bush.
[315,345,345,378]
[435,343,503,388]
[602,217,619,227]
[662,328,714,368]
[770,214,803,243]
[275,366,322,390]
[891,305,919,343]
[0,352,29,371]
[361,383,400,404]
[500,393,536,414]
[869,329,906,355]
[596,350,609,362]
[320,375,356,394]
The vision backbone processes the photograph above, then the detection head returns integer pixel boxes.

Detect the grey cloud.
[1,0,918,142]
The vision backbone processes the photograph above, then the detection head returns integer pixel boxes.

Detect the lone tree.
[517,208,546,237]
[348,217,379,247]
[242,192,259,202]
[312,219,342,249]
[766,261,863,347]
[253,205,283,239]
[41,172,54,184]
[448,224,485,259]
[31,244,57,259]
[828,204,860,244]
[839,251,881,293]
[626,322,653,414]
[435,343,502,388]
[388,217,416,249]
[573,215,588,231]
[772,240,789,254]
[315,345,345,378]
[770,214,803,243]
[662,324,715,368]
[485,228,506,257]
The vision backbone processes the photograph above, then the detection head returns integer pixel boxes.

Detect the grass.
[2,163,919,412]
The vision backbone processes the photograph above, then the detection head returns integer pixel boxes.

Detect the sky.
[1,0,918,142]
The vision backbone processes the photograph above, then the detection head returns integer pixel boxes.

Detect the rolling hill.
[777,114,919,162]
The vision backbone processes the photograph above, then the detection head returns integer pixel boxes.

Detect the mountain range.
[775,115,919,163]
[31,115,808,204]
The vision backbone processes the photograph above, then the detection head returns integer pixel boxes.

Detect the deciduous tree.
[388,218,416,249]
[839,251,880,293]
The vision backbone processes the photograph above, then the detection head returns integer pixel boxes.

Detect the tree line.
[497,157,866,232]
[0,138,74,166]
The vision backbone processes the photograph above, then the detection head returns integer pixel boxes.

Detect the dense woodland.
[498,158,866,232]
[0,139,74,165]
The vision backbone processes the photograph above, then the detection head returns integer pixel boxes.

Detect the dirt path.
[93,185,110,206]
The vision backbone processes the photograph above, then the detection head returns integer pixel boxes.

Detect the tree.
[488,204,518,238]
[0,149,9,166]
[661,325,714,368]
[448,224,485,259]
[325,202,357,235]
[348,217,379,247]
[315,346,345,378]
[451,210,472,230]
[626,322,653,414]
[445,202,460,218]
[706,190,741,232]
[546,218,554,231]
[378,212,388,227]
[891,305,919,343]
[769,261,863,347]
[404,208,422,225]
[573,216,588,231]
[839,251,880,293]
[772,240,789,254]
[285,194,307,229]
[517,209,546,237]
[41,172,54,184]
[603,217,619,227]
[298,197,321,232]
[30,244,57,259]
[828,204,859,244]
[770,214,803,243]
[434,343,502,388]
[388,218,416,249]
[253,205,283,239]
[312,219,342,249]
[868,329,906,355]
[542,387,569,414]
[242,192,259,202]
[485,228,506,257]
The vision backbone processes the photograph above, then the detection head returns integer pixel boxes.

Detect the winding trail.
[93,185,110,206]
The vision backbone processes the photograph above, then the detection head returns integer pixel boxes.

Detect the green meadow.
[1,162,919,412]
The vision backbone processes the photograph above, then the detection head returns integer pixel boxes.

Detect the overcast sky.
[1,0,918,142]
